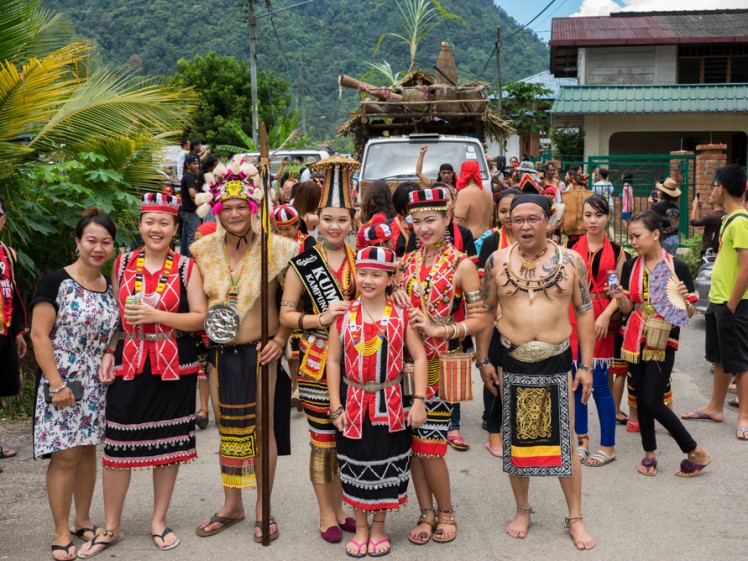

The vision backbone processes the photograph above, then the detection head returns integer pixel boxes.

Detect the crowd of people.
[2,146,747,559]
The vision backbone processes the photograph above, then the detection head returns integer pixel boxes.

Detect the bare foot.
[488,432,502,449]
[506,507,532,539]
[567,519,596,550]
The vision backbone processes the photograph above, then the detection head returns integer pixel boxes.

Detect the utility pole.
[300,63,306,134]
[248,0,260,146]
[247,0,315,147]
[496,25,502,112]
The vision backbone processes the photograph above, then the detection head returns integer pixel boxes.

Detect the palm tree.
[0,0,196,267]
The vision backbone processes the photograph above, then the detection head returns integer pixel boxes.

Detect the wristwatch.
[578,363,592,372]
[475,356,491,369]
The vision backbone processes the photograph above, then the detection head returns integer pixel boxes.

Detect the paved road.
[1,316,747,561]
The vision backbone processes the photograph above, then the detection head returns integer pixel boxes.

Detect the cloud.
[572,0,747,17]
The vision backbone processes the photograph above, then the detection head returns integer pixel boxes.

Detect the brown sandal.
[408,507,436,545]
[432,508,457,544]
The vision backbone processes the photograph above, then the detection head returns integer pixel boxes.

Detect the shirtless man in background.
[475,193,596,550]
[453,160,494,241]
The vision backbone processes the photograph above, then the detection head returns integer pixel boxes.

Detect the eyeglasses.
[510,216,544,226]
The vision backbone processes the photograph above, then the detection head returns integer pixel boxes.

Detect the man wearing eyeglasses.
[475,193,596,550]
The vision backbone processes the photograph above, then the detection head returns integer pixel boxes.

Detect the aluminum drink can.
[607,270,619,291]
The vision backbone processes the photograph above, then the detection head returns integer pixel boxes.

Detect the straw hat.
[656,178,681,198]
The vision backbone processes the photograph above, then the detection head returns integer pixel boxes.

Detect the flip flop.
[447,435,470,451]
[626,420,640,433]
[345,538,368,558]
[485,442,503,458]
[76,533,124,559]
[0,447,17,459]
[368,536,391,557]
[253,518,279,543]
[728,398,739,409]
[51,541,75,561]
[675,454,712,478]
[195,514,245,537]
[152,527,180,551]
[71,526,99,541]
[585,450,616,467]
[637,456,657,477]
[616,414,629,425]
[680,410,722,422]
[737,427,748,441]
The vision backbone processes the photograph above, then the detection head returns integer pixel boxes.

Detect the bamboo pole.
[258,122,271,547]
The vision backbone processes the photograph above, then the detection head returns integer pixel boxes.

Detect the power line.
[477,0,557,80]
[265,10,293,68]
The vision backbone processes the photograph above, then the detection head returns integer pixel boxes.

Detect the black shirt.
[180,172,198,214]
[691,210,727,254]
[652,201,679,237]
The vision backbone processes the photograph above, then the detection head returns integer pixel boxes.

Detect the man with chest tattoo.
[475,194,597,550]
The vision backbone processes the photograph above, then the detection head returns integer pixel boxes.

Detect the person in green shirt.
[681,164,748,441]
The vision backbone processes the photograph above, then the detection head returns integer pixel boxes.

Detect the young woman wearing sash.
[394,188,485,544]
[78,194,207,557]
[610,211,711,478]
[477,188,521,457]
[280,157,359,543]
[567,195,626,467]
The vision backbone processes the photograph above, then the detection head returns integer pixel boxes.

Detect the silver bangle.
[464,290,481,304]
[50,381,68,394]
[475,356,491,369]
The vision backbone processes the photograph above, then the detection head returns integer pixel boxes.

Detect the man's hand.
[573,367,593,405]
[480,363,500,396]
[257,338,283,365]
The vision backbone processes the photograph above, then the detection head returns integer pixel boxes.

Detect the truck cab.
[358,133,490,196]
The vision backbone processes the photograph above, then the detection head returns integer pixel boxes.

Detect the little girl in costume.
[327,247,428,558]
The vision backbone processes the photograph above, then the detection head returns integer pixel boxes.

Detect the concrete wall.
[579,45,677,85]
[582,113,748,161]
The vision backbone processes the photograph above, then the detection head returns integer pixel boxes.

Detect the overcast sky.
[496,0,748,42]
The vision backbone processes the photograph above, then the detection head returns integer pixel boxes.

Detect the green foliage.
[42,0,549,142]
[501,81,552,137]
[682,232,703,279]
[374,0,464,73]
[551,128,585,161]
[215,111,316,155]
[174,52,292,153]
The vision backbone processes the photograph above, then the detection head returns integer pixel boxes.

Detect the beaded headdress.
[310,156,359,209]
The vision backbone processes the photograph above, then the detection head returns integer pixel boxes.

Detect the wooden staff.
[258,122,271,546]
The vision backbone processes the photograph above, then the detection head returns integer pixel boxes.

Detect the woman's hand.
[15,333,27,359]
[407,399,427,429]
[391,286,411,309]
[409,309,439,338]
[51,386,75,408]
[676,280,690,299]
[124,301,162,326]
[320,300,349,326]
[594,312,611,339]
[331,411,348,432]
[99,353,116,384]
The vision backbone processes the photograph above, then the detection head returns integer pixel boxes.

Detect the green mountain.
[42,0,549,141]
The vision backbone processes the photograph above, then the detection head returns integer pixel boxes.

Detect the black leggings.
[628,347,697,454]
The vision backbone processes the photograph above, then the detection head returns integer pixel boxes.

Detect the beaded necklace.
[502,241,564,304]
[317,242,356,300]
[224,238,253,307]
[133,249,174,308]
[349,300,393,356]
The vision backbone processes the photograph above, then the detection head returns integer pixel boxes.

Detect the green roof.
[551,84,748,116]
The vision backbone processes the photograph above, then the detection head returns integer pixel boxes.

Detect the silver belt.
[500,336,570,363]
[343,374,403,393]
[123,330,187,342]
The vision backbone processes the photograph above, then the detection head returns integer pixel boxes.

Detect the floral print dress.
[32,269,119,458]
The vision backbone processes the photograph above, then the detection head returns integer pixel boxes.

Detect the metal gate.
[586,154,696,245]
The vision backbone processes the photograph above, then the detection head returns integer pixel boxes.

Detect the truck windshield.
[361,141,488,181]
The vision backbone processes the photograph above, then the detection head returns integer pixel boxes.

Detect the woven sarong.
[502,345,573,477]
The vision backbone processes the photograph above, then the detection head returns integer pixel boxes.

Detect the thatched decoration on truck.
[337,42,513,157]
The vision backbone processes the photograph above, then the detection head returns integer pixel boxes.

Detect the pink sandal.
[345,539,368,558]
[447,435,470,451]
[368,536,391,557]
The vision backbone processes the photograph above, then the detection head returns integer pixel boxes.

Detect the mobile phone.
[696,193,701,201]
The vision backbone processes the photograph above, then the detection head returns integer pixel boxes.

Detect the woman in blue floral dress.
[31,209,119,561]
